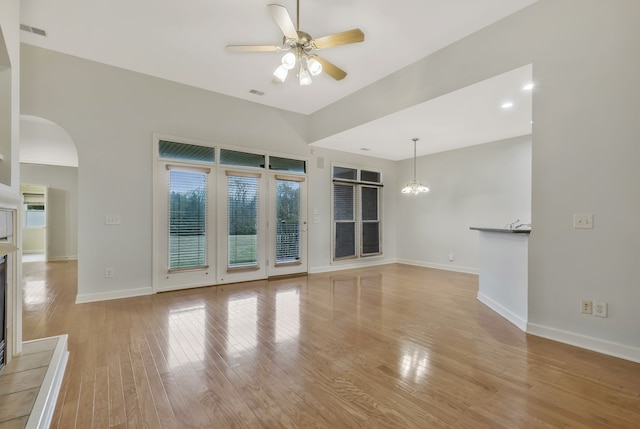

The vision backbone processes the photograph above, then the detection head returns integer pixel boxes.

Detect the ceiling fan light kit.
[273,49,322,85]
[226,1,364,86]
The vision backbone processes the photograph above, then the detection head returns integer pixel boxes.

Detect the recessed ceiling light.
[523,82,534,91]
[501,101,514,109]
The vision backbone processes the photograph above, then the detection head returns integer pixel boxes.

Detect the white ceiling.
[20,0,537,160]
[311,64,533,160]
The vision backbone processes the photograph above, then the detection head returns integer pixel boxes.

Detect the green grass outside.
[169,234,258,267]
[228,234,257,265]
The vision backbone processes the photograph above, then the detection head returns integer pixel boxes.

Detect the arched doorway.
[19,115,78,263]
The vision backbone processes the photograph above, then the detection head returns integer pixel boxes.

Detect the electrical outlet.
[594,301,607,318]
[448,253,455,262]
[573,214,593,229]
[581,299,592,314]
[105,267,114,278]
[105,215,121,225]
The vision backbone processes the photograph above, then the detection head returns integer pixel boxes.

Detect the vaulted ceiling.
[20,0,537,159]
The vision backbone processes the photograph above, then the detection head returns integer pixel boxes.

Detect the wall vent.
[20,24,47,37]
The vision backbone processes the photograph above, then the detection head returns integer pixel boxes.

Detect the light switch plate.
[594,301,607,317]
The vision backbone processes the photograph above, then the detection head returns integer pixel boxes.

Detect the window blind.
[275,179,301,264]
[227,174,259,268]
[168,169,208,270]
[333,183,356,259]
[361,186,380,255]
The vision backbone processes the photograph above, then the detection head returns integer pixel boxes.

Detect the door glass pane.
[276,179,301,264]
[228,175,259,267]
[169,170,208,269]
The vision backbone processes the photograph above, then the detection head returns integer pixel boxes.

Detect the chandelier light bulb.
[281,52,296,70]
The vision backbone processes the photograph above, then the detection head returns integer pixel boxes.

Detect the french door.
[154,137,308,291]
[218,169,268,284]
[155,162,216,292]
[268,174,307,277]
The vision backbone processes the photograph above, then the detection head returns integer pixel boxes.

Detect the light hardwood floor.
[21,261,640,428]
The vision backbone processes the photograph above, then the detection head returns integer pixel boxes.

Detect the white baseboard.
[396,258,479,275]
[76,287,153,304]
[477,292,527,332]
[309,258,396,274]
[47,255,78,262]
[527,323,640,364]
[26,335,69,429]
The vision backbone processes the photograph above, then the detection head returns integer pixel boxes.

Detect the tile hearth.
[0,336,68,429]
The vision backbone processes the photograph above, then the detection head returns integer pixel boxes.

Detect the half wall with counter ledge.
[470,227,531,331]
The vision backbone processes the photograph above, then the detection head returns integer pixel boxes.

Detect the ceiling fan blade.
[268,4,298,40]
[226,45,286,53]
[313,56,347,81]
[312,29,364,50]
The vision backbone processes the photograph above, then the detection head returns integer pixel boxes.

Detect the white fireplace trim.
[0,186,21,365]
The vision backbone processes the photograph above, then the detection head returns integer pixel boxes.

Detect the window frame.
[331,164,383,263]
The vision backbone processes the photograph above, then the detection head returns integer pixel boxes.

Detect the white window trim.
[330,163,383,264]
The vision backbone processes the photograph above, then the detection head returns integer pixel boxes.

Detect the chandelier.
[401,138,430,195]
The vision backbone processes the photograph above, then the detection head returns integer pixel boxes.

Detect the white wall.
[0,0,20,194]
[397,135,531,272]
[20,45,398,301]
[525,1,640,360]
[21,164,78,260]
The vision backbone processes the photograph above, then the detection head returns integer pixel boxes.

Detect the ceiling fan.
[225,0,365,85]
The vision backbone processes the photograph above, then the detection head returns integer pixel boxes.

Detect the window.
[269,156,306,173]
[332,166,382,261]
[221,149,265,168]
[159,140,215,162]
[361,186,380,255]
[23,193,46,228]
[333,183,356,259]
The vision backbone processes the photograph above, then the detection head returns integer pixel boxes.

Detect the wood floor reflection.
[22,261,640,428]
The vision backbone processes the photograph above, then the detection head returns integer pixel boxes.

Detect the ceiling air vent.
[20,24,47,37]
